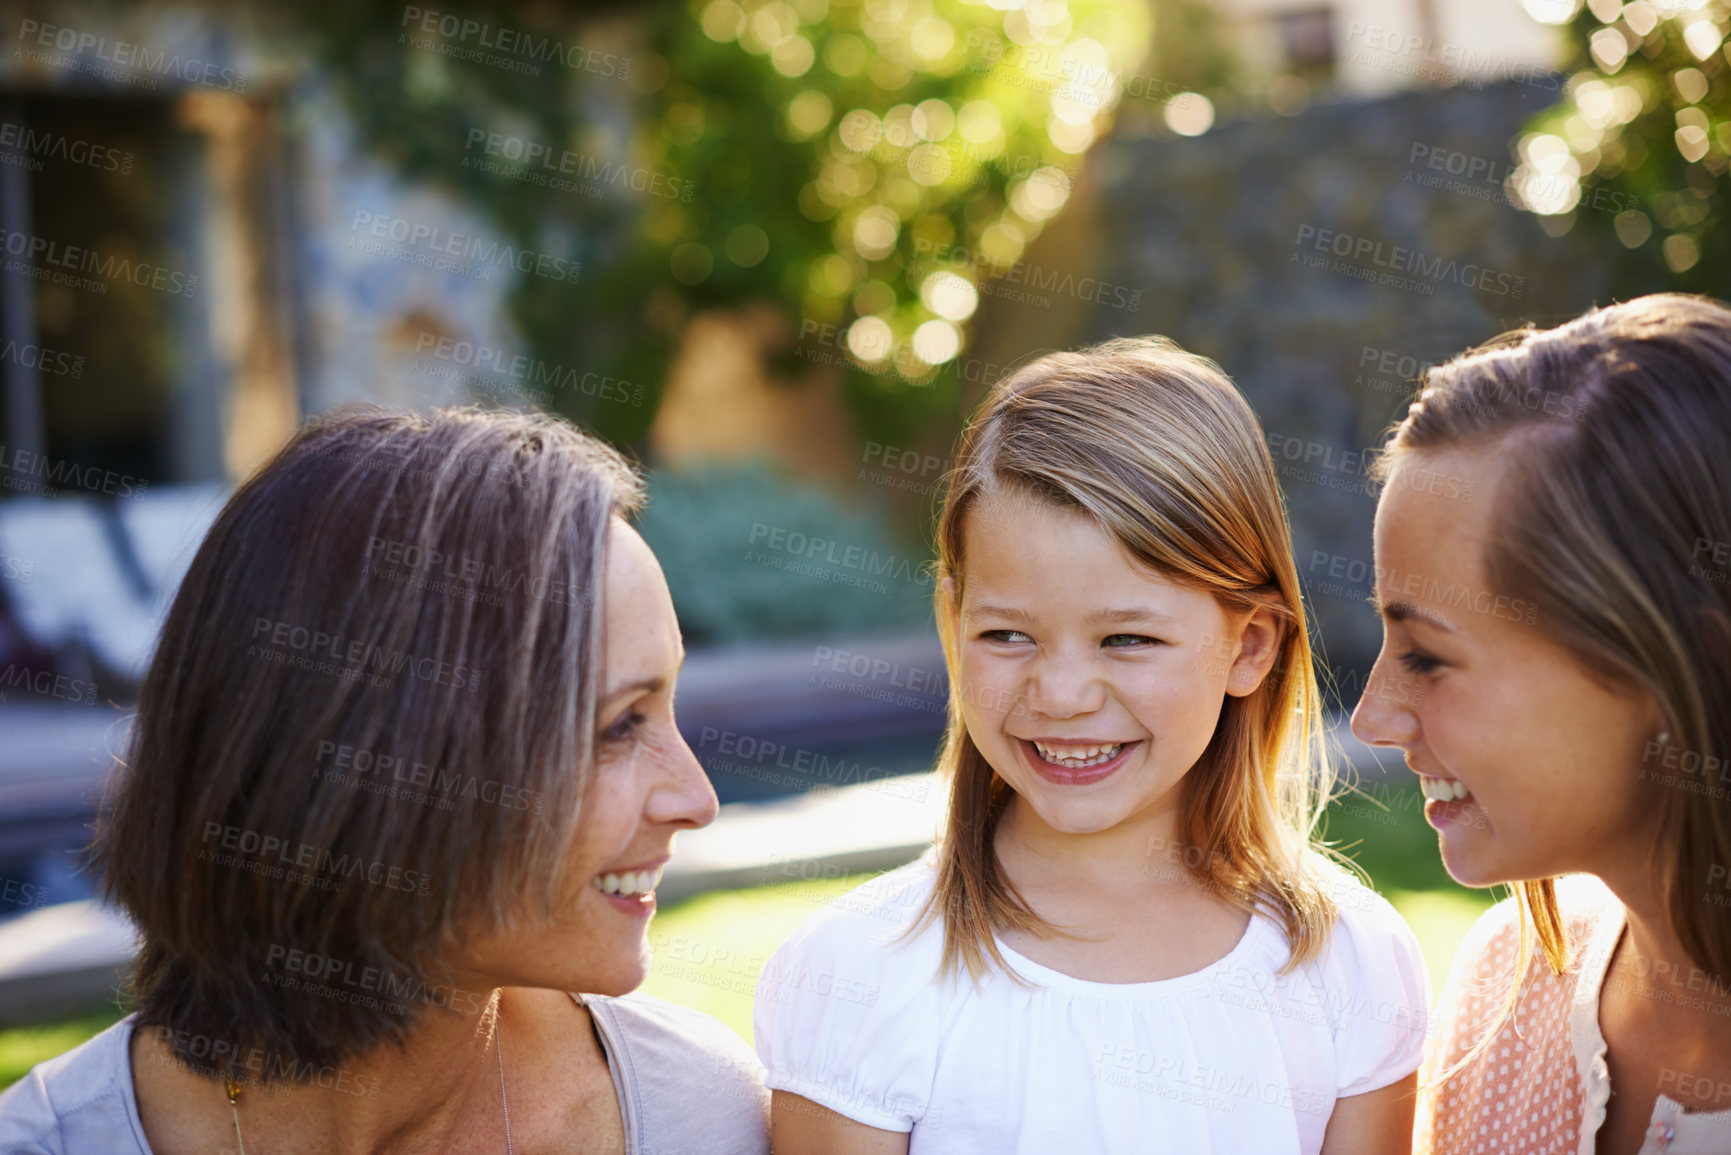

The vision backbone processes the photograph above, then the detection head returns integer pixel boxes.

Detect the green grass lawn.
[0,781,1497,1087]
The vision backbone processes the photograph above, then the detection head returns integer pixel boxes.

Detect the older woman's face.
[467,518,717,995]
[1349,447,1663,890]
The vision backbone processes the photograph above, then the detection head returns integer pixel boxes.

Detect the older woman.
[0,407,769,1152]
[1351,295,1731,1154]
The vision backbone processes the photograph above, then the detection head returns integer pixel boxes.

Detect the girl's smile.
[950,490,1280,840]
[1017,738,1143,785]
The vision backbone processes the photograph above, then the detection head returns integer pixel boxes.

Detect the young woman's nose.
[1349,652,1421,751]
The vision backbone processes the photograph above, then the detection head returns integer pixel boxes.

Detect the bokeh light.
[1164,93,1216,136]
[920,270,979,321]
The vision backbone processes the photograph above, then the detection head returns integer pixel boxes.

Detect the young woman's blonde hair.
[1371,293,1731,1053]
[910,336,1343,982]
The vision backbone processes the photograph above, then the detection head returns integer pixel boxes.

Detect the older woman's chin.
[587,947,655,997]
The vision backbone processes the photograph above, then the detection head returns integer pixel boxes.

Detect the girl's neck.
[995,791,1186,891]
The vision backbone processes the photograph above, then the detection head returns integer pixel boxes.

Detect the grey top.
[0,991,769,1154]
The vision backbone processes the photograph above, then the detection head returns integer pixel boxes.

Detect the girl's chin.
[1019,793,1142,836]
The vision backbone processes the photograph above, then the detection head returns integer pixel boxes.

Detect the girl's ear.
[1225,607,1283,698]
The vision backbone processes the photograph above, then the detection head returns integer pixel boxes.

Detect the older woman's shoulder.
[583,992,769,1155]
[0,1014,145,1153]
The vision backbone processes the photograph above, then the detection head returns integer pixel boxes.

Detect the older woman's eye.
[601,710,647,743]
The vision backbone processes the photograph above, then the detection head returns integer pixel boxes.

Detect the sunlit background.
[0,0,1726,1077]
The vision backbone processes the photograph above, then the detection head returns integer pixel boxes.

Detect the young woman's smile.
[1350,449,1663,888]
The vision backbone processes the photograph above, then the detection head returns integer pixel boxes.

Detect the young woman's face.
[951,491,1279,837]
[1350,448,1663,888]
[464,519,717,996]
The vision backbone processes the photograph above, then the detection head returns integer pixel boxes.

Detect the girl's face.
[1350,448,1663,888]
[950,491,1280,837]
[461,519,718,996]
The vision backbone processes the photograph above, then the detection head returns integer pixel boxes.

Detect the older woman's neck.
[133,987,523,1154]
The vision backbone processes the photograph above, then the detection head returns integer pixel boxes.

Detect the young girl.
[754,337,1429,1154]
[1352,295,1731,1153]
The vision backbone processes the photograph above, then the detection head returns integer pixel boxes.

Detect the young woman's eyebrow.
[1374,597,1458,633]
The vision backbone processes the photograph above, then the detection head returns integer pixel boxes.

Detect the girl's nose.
[1028,652,1106,718]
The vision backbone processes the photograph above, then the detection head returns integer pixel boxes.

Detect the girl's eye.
[601,709,647,743]
[1398,651,1443,675]
[1103,634,1159,649]
[980,629,1032,644]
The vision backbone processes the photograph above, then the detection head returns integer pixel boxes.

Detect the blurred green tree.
[1510,0,1729,294]
[292,0,1234,453]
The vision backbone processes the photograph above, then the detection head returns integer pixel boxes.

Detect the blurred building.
[0,2,559,497]
[1222,0,1563,101]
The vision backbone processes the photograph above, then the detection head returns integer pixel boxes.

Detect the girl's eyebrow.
[965,605,1175,625]
[1088,607,1176,626]
[968,603,1033,623]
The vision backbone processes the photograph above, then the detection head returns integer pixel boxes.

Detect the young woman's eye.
[601,709,647,743]
[1103,634,1159,649]
[980,629,1032,644]
[1398,651,1443,675]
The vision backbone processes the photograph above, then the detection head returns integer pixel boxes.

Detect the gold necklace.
[222,1023,513,1153]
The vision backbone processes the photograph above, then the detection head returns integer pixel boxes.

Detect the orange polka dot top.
[1416,876,1731,1155]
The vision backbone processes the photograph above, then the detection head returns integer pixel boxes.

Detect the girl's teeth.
[591,866,665,896]
[1032,742,1124,768]
[1420,775,1471,802]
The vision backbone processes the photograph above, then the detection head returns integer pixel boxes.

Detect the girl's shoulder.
[765,855,943,970]
[1286,865,1432,1090]
[1303,862,1430,984]
[752,856,954,1132]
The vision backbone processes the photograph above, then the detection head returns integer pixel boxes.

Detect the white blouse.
[754,855,1430,1154]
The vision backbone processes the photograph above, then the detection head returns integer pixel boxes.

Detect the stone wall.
[1080,80,1610,681]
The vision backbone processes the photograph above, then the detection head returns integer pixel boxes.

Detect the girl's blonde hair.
[911,336,1342,982]
[1372,293,1731,1029]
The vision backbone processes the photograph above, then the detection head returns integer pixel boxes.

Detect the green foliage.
[635,464,933,643]
[281,0,1238,456]
[1515,0,1731,293]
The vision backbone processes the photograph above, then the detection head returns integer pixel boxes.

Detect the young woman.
[1351,294,1731,1153]
[0,407,769,1153]
[756,338,1429,1154]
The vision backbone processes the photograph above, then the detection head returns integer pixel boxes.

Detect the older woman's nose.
[651,732,720,830]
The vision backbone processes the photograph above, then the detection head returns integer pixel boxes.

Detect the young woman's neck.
[1600,868,1731,1017]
